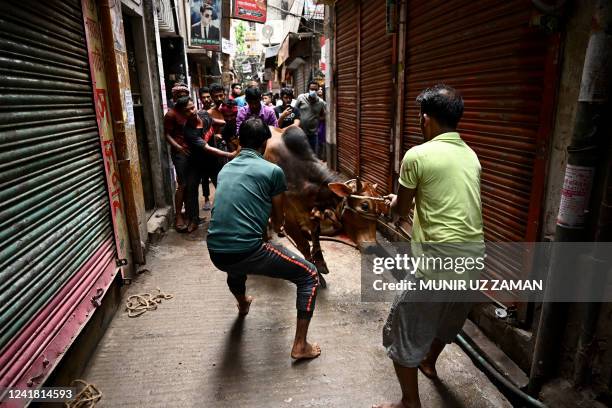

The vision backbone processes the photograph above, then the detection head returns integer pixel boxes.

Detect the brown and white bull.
[264,126,388,287]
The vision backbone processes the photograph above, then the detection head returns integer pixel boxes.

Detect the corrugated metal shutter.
[402,0,555,296]
[295,63,306,97]
[359,0,393,194]
[0,0,116,389]
[335,0,359,175]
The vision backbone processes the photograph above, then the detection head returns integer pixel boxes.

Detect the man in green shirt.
[207,117,321,360]
[374,85,484,408]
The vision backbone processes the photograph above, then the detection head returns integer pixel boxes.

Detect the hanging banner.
[189,0,222,51]
[222,38,236,56]
[232,0,267,23]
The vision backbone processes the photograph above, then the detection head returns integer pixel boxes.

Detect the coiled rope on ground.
[125,288,174,317]
[64,379,101,408]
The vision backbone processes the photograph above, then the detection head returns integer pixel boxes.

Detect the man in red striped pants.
[207,117,321,360]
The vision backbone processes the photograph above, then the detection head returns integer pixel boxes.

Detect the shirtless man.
[208,83,226,135]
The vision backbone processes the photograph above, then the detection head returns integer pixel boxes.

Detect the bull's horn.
[355,177,362,192]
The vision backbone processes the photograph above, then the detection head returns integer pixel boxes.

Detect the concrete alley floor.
[81,214,512,407]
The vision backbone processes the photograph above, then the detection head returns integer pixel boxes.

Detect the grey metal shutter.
[0,0,116,358]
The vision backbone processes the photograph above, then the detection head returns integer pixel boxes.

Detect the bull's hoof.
[316,263,330,275]
[318,273,327,289]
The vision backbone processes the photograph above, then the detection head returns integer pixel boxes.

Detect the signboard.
[304,0,324,20]
[222,38,236,56]
[189,0,221,51]
[319,35,327,71]
[232,0,267,23]
[242,62,252,73]
[277,34,290,66]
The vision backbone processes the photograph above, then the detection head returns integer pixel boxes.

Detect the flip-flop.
[175,223,188,233]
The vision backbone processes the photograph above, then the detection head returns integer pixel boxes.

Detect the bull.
[264,126,388,287]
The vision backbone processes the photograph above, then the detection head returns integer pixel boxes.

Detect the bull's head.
[328,178,386,246]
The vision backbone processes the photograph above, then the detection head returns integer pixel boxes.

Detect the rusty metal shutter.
[401,1,557,303]
[335,0,359,175]
[358,0,393,194]
[0,0,117,391]
[403,0,554,242]
[295,62,306,97]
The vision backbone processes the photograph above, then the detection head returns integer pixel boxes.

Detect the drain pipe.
[457,333,548,408]
[528,0,612,394]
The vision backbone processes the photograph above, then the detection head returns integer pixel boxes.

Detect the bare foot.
[419,361,438,380]
[291,341,321,360]
[237,296,253,316]
[187,222,198,233]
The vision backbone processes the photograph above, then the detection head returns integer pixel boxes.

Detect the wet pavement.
[81,205,511,408]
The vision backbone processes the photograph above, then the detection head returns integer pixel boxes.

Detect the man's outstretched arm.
[386,184,416,220]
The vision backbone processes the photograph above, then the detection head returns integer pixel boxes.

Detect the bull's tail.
[282,127,316,161]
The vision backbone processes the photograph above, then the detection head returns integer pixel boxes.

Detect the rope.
[348,194,386,201]
[320,236,359,249]
[125,288,174,318]
[64,379,102,408]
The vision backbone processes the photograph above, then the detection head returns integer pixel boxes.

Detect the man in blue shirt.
[207,117,321,360]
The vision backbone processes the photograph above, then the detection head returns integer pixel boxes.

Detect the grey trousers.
[382,285,473,367]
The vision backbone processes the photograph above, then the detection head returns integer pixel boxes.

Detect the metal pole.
[528,0,612,394]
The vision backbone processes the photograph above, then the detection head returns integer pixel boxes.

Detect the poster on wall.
[232,0,267,23]
[189,0,222,51]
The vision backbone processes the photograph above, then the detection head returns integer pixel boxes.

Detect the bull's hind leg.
[283,222,327,289]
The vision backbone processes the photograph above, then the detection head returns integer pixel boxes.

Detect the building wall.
[541,1,595,240]
[98,1,149,266]
[122,0,171,211]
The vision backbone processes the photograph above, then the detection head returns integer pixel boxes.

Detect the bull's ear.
[329,182,353,197]
[372,183,378,192]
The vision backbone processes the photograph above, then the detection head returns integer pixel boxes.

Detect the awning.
[286,57,305,70]
[277,32,315,66]
[264,44,281,59]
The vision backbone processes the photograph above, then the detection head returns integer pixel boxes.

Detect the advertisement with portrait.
[189,0,222,51]
[232,0,267,23]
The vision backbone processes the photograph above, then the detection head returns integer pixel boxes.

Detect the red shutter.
[401,0,558,302]
[358,0,393,194]
[335,0,359,176]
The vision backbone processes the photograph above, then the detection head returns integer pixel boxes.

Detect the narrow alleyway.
[81,206,511,407]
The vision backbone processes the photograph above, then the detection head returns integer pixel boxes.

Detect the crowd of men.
[163,81,327,233]
[164,81,483,408]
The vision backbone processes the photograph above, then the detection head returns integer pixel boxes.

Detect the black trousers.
[185,158,219,222]
[209,243,320,320]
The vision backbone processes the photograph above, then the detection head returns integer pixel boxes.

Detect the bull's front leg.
[310,216,329,275]
[283,218,313,263]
